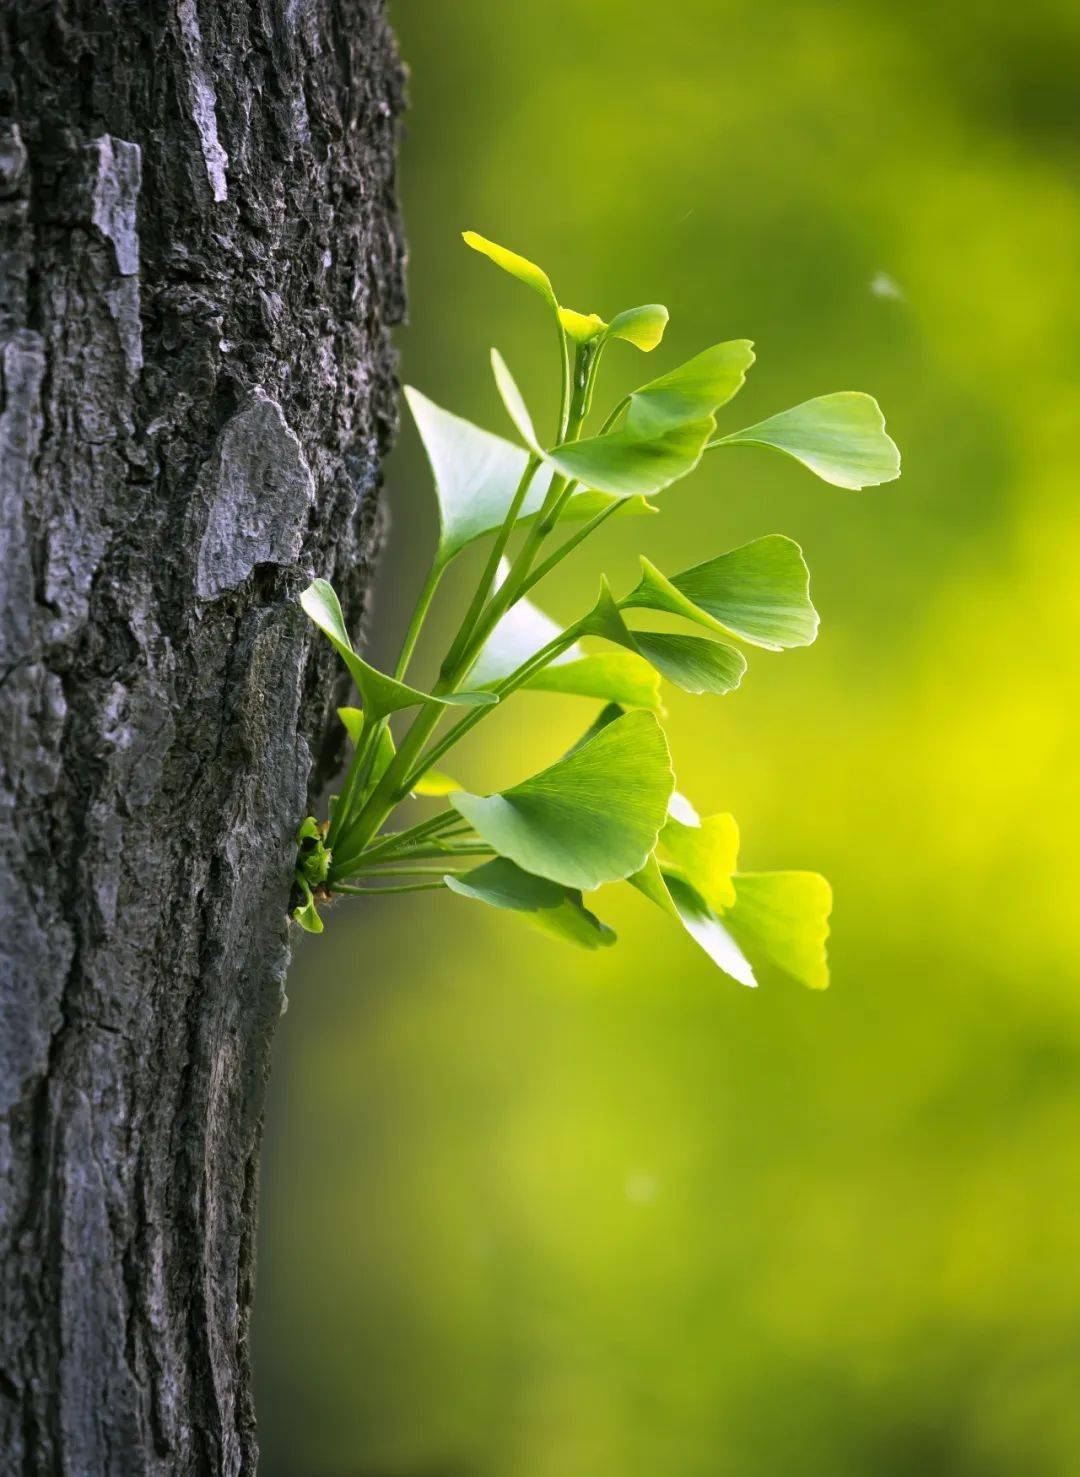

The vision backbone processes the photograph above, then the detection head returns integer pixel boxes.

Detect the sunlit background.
[256,1,1080,1472]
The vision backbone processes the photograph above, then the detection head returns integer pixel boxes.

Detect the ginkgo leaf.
[657,807,740,912]
[631,633,746,696]
[545,416,715,498]
[712,391,900,489]
[301,580,497,722]
[292,876,324,935]
[622,536,818,650]
[491,349,541,449]
[337,706,365,745]
[410,769,462,797]
[445,858,616,949]
[629,806,829,987]
[405,386,554,564]
[466,568,662,709]
[526,651,663,710]
[557,307,607,343]
[722,871,832,989]
[462,230,558,309]
[663,875,757,985]
[553,490,657,522]
[624,340,755,436]
[450,710,674,890]
[580,579,746,696]
[604,304,669,352]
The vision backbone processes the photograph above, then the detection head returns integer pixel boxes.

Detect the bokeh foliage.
[256,0,1080,1472]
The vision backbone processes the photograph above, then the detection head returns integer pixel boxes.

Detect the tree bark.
[0,3,404,1471]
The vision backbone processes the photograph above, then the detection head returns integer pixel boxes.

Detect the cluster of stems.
[313,336,611,899]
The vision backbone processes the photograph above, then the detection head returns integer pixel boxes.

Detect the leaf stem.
[441,454,540,677]
[518,499,624,599]
[330,880,447,896]
[332,807,459,875]
[393,560,445,680]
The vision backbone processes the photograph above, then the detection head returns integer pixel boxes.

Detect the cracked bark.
[0,3,405,1471]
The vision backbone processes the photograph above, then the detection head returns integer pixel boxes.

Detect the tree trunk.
[0,3,404,1471]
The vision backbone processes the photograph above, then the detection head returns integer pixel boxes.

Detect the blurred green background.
[255,1,1080,1472]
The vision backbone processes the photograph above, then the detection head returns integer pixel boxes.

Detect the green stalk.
[330,881,447,896]
[335,330,586,857]
[440,454,540,678]
[344,864,473,879]
[332,807,459,875]
[360,842,493,864]
[393,559,445,680]
[327,716,383,847]
[518,499,624,599]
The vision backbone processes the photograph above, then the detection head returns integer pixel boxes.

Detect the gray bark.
[0,3,405,1471]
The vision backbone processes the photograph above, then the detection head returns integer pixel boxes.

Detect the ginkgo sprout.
[293,231,900,990]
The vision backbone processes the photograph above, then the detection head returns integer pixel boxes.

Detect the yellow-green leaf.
[713,391,900,489]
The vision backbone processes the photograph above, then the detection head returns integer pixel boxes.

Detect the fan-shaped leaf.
[301,580,497,721]
[663,875,757,985]
[631,806,831,987]
[723,871,832,989]
[623,536,818,650]
[445,858,616,949]
[625,340,755,436]
[631,633,746,696]
[557,307,607,343]
[545,416,715,498]
[604,304,669,352]
[450,710,674,890]
[658,807,740,912]
[579,579,745,696]
[405,386,555,564]
[411,769,462,797]
[462,231,558,309]
[712,391,900,489]
[526,651,663,710]
[490,349,541,449]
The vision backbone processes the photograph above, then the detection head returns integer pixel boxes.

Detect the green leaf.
[662,875,756,985]
[712,392,900,489]
[292,876,324,935]
[412,769,462,797]
[301,580,497,721]
[445,858,616,949]
[604,304,669,352]
[462,230,558,309]
[553,490,658,522]
[405,386,555,564]
[723,871,832,990]
[624,340,755,436]
[557,307,607,343]
[526,651,663,710]
[545,416,715,498]
[466,568,662,709]
[657,805,739,912]
[490,349,541,449]
[579,578,746,696]
[622,536,818,651]
[450,709,674,890]
[630,803,831,987]
[337,706,364,745]
[630,633,746,696]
